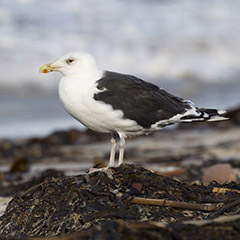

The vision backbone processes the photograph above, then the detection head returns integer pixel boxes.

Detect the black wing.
[94,71,192,128]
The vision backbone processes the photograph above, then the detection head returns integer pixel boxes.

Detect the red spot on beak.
[42,69,49,73]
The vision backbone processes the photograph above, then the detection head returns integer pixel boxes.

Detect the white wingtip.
[207,116,229,122]
[217,110,227,115]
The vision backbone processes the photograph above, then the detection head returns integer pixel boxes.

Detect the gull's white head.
[39,52,100,77]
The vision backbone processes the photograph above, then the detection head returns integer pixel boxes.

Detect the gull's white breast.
[58,75,142,135]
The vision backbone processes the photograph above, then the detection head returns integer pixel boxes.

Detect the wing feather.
[94,71,192,128]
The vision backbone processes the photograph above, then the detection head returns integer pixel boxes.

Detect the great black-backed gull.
[39,52,228,169]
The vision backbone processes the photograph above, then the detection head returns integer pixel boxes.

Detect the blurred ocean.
[0,0,240,138]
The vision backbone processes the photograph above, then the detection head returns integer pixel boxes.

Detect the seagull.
[39,52,228,169]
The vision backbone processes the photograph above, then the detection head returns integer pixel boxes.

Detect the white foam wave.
[0,0,240,94]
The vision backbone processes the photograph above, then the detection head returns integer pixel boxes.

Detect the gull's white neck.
[59,68,104,97]
[58,67,104,114]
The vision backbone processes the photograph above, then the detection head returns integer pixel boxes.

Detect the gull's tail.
[197,108,229,122]
[179,107,229,123]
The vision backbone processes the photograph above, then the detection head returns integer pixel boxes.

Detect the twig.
[129,197,224,212]
[210,199,240,218]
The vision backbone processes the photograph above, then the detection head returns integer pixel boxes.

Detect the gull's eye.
[66,58,75,65]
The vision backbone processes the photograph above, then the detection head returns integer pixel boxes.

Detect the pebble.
[202,163,236,184]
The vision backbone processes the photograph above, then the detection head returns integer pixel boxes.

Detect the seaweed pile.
[0,164,240,239]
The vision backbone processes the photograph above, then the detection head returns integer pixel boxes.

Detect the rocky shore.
[0,106,239,239]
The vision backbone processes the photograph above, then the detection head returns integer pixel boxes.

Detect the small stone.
[202,163,236,184]
[131,183,143,192]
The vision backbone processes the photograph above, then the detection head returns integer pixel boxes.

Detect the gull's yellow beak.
[39,63,60,73]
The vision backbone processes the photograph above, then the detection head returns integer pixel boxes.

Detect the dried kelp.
[0,164,240,238]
